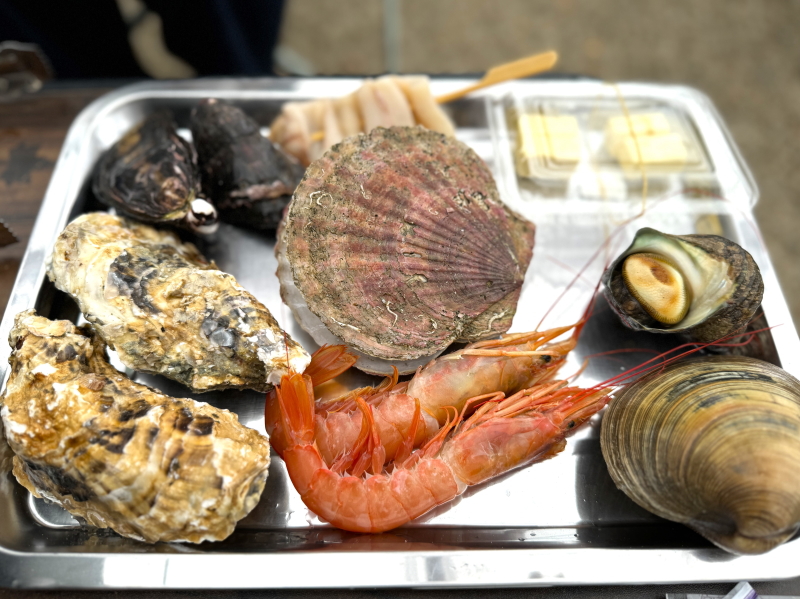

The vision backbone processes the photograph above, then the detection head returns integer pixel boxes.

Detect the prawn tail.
[304,345,358,386]
[267,346,357,456]
[266,372,316,457]
[276,372,316,446]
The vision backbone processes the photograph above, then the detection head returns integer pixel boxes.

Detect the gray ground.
[278,0,800,330]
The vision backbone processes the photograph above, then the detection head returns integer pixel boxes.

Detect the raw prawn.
[265,323,580,468]
[272,329,759,533]
[275,369,611,533]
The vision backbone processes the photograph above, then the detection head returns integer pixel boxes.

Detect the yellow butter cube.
[613,132,688,165]
[606,113,671,138]
[517,113,581,166]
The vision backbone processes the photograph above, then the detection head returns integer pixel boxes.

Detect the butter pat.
[605,112,687,166]
[612,132,688,165]
[517,113,581,168]
[606,113,670,138]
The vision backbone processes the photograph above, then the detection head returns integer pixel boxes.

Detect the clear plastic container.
[487,81,757,217]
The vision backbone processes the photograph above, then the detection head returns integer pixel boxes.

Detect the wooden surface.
[1,84,800,599]
[0,87,109,315]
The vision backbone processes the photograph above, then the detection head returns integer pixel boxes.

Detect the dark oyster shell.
[282,126,536,362]
[92,110,217,233]
[602,228,764,343]
[191,99,303,230]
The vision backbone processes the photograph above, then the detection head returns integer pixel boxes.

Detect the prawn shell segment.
[92,110,200,225]
[601,356,800,555]
[282,126,536,361]
[190,99,303,230]
[602,227,763,343]
[1,310,271,544]
[47,212,309,392]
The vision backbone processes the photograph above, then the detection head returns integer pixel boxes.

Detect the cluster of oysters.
[1,100,320,545]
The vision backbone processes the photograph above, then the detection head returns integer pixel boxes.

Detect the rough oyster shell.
[602,227,763,343]
[281,126,536,363]
[601,356,800,555]
[92,110,218,234]
[1,310,270,544]
[47,212,309,392]
[191,99,303,231]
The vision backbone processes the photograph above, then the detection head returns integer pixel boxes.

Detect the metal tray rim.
[1,77,798,590]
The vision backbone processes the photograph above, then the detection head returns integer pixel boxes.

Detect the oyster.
[47,212,310,392]
[1,310,270,544]
[602,227,763,342]
[601,356,800,555]
[93,110,218,234]
[279,126,535,370]
[191,99,304,231]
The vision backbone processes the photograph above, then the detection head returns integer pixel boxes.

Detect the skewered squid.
[47,212,309,393]
[269,76,455,166]
[1,310,271,544]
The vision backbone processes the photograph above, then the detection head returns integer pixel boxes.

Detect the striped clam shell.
[281,126,535,362]
[601,356,800,555]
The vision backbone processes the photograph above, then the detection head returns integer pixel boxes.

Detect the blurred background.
[0,0,798,327]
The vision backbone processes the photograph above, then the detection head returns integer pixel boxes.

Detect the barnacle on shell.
[47,212,309,393]
[279,126,536,368]
[1,310,270,544]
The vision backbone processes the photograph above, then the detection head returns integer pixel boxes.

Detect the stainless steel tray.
[1,78,799,590]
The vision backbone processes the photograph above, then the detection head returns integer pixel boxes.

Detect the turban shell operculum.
[603,228,763,342]
[601,356,800,555]
[279,126,535,374]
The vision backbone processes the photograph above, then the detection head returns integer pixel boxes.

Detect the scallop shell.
[1,310,270,544]
[47,212,310,392]
[191,99,303,230]
[281,126,536,362]
[603,228,763,342]
[93,110,217,234]
[601,356,800,555]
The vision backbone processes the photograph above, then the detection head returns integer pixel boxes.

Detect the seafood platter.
[0,76,799,590]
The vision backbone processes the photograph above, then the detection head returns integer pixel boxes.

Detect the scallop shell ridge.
[283,126,535,361]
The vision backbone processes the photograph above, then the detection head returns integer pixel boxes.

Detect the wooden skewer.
[434,50,559,104]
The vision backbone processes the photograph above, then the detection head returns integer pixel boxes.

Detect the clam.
[602,228,763,342]
[93,110,218,234]
[601,356,800,555]
[278,126,535,373]
[190,99,304,231]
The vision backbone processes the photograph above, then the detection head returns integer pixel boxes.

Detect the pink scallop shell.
[282,126,535,361]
